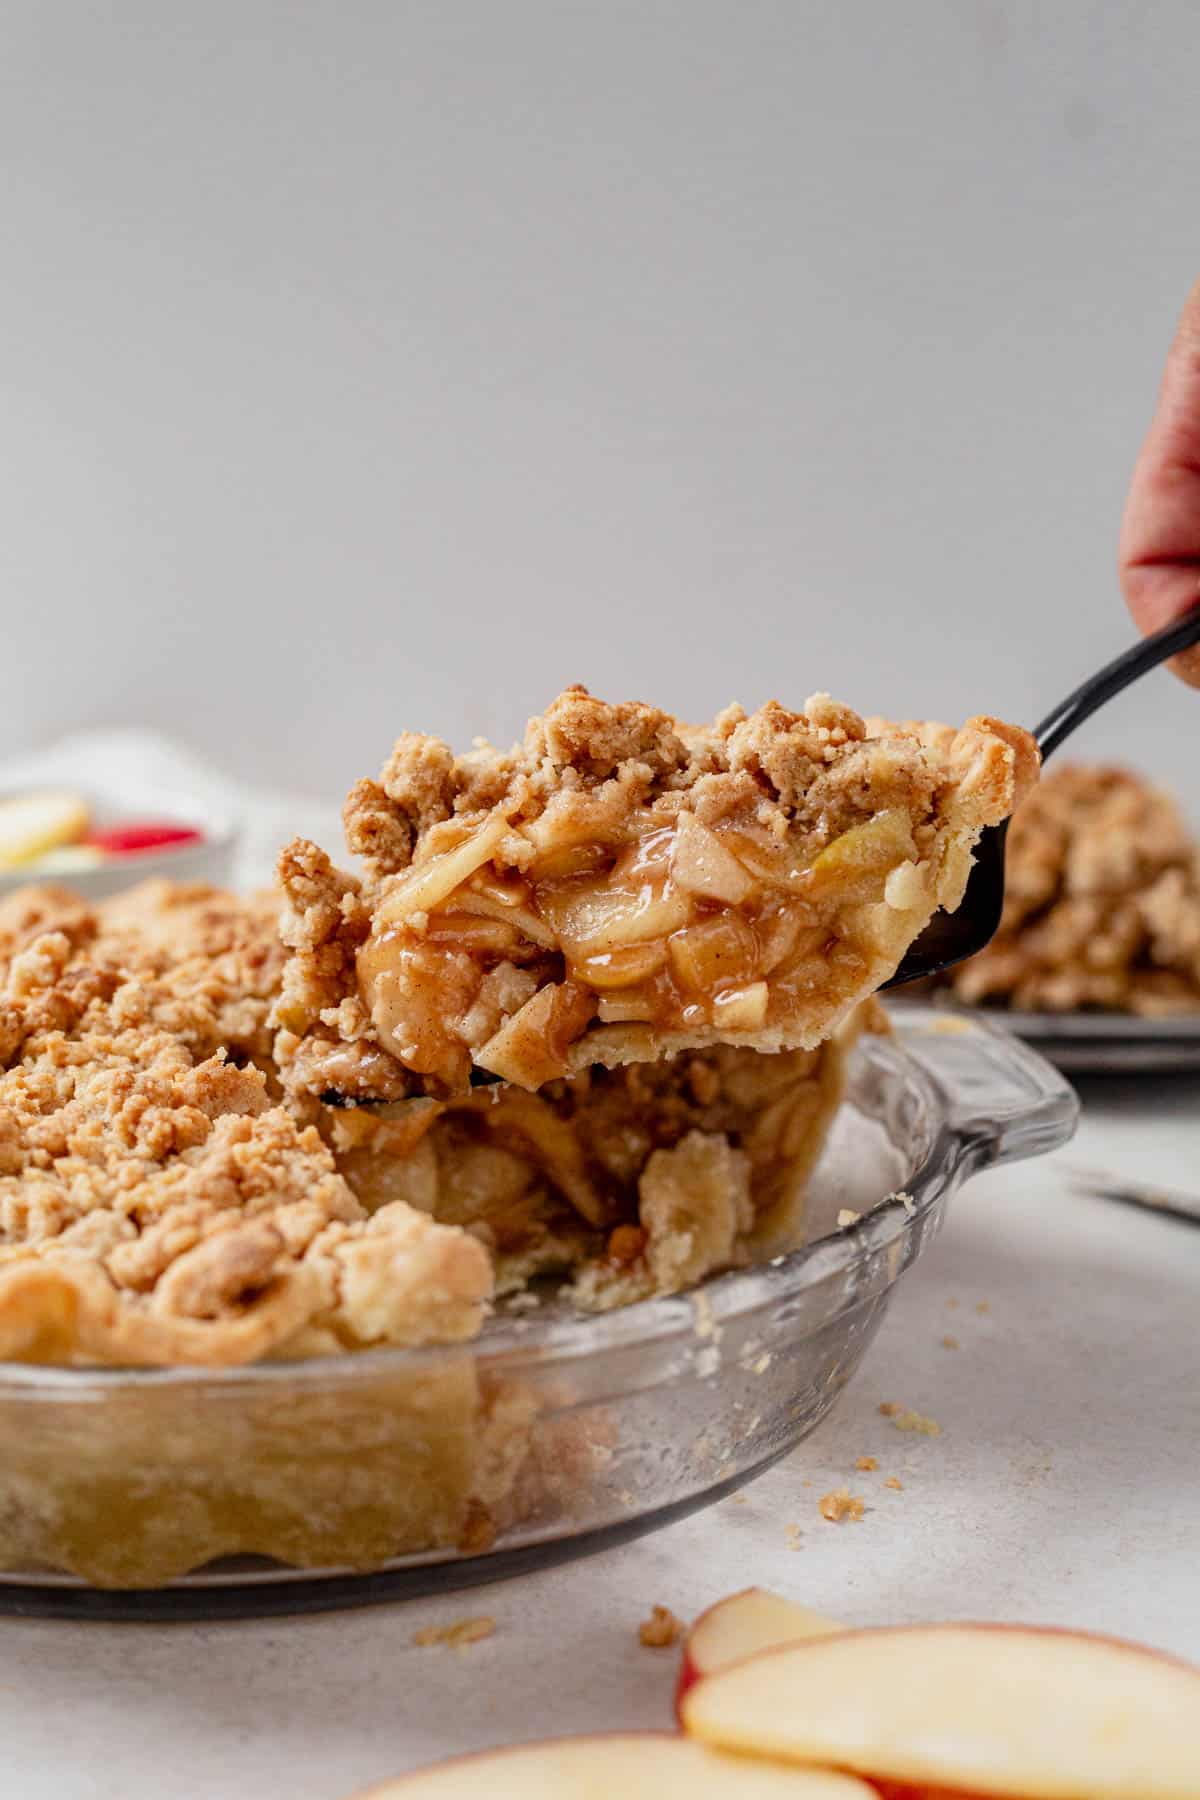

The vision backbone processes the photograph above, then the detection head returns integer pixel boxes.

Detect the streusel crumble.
[0,903,491,1366]
[936,764,1200,1014]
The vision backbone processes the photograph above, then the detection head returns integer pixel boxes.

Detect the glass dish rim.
[0,1009,1075,1397]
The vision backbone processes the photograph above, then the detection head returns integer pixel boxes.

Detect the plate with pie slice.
[920,762,1200,1073]
[977,1007,1200,1074]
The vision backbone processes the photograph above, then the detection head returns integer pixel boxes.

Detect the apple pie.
[0,877,863,1367]
[0,876,866,1583]
[936,764,1200,1015]
[275,686,1037,1099]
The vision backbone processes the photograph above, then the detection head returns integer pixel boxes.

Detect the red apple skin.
[871,1786,981,1798]
[873,1789,1008,1798]
[676,1621,711,1711]
[86,822,203,855]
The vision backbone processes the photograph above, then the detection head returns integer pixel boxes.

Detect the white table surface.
[2,1064,1197,1799]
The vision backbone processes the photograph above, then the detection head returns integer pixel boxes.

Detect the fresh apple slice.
[348,1732,878,1797]
[677,1588,842,1711]
[0,790,88,868]
[681,1623,1200,1800]
[32,845,105,873]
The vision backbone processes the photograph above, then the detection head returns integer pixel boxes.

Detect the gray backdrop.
[3,2,1198,803]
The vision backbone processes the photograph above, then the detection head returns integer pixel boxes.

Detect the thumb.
[1119,279,1200,686]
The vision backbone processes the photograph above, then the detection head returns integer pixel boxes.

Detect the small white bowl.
[0,766,241,900]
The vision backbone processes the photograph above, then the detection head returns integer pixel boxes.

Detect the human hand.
[1119,279,1200,686]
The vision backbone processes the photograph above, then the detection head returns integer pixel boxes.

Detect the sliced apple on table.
[677,1587,842,1711]
[681,1622,1200,1800]
[349,1732,877,1798]
[0,790,88,869]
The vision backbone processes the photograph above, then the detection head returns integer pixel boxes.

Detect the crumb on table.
[888,1408,942,1437]
[638,1604,684,1648]
[884,1476,904,1490]
[976,1300,991,1314]
[819,1487,865,1523]
[930,1014,972,1035]
[941,1334,960,1350]
[855,1455,878,1472]
[784,1522,803,1550]
[413,1615,496,1649]
[878,1401,899,1416]
[456,1500,498,1555]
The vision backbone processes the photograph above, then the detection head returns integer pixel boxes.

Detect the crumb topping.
[336,689,1036,883]
[888,1409,942,1436]
[412,1615,496,1649]
[939,764,1200,1015]
[819,1487,865,1522]
[0,888,490,1365]
[637,1603,684,1648]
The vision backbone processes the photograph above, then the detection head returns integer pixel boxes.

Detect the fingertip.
[1177,276,1200,352]
[1168,644,1200,689]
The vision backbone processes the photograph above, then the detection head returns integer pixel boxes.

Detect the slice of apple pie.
[276,687,1037,1096]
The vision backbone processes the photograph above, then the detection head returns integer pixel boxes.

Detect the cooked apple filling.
[277,687,1037,1098]
[311,1018,869,1308]
[355,806,917,1090]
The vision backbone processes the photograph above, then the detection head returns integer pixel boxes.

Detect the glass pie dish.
[0,1008,1076,1620]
